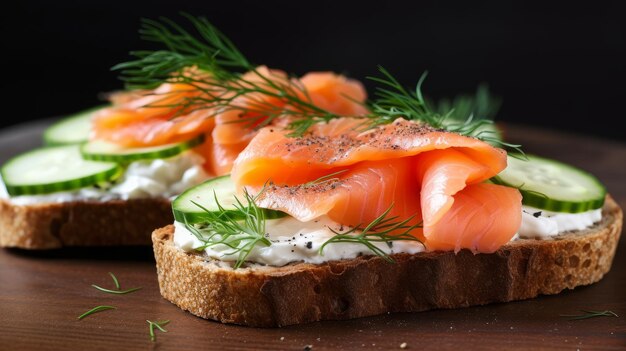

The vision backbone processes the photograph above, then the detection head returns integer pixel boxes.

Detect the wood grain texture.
[0,121,625,350]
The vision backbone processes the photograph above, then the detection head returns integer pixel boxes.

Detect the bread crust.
[0,197,172,249]
[152,196,623,327]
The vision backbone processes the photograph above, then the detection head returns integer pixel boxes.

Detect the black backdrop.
[3,0,624,141]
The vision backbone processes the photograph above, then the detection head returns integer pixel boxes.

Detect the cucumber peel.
[1,145,121,196]
[493,154,606,213]
[81,135,205,163]
[173,175,286,224]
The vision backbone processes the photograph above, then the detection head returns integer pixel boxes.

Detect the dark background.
[2,1,624,141]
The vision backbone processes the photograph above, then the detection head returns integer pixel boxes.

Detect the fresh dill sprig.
[185,188,272,269]
[77,305,116,320]
[560,310,619,320]
[367,68,436,128]
[434,83,501,122]
[91,272,141,294]
[108,272,120,290]
[113,13,250,89]
[319,205,423,263]
[113,13,340,135]
[185,177,424,267]
[366,66,524,155]
[91,285,143,295]
[147,319,170,342]
[115,14,523,141]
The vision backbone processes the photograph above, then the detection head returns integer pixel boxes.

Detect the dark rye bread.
[152,196,623,327]
[0,198,172,249]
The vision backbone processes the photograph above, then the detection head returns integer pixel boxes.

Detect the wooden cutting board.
[0,121,624,350]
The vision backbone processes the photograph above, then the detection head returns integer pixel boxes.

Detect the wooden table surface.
[0,121,624,351]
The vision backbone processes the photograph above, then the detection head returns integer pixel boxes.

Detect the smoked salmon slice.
[209,68,368,175]
[91,66,368,176]
[300,72,369,116]
[231,117,522,253]
[92,82,215,147]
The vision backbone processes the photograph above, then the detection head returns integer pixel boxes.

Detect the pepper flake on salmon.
[232,117,522,253]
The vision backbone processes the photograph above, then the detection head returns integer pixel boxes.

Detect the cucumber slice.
[1,145,121,196]
[173,175,286,224]
[493,154,606,213]
[81,135,205,162]
[43,106,106,146]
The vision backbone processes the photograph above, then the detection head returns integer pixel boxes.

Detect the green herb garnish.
[433,83,505,147]
[319,204,423,263]
[147,320,170,342]
[113,13,341,135]
[185,188,272,269]
[187,181,424,267]
[77,305,116,320]
[113,13,249,89]
[434,83,501,123]
[91,272,142,294]
[91,285,143,295]
[114,14,525,147]
[366,66,523,156]
[560,310,619,320]
[108,272,120,290]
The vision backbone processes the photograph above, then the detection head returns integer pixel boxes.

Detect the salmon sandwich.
[0,16,366,249]
[154,116,621,326]
[147,17,622,328]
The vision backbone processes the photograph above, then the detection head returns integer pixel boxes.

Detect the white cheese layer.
[517,205,602,239]
[173,216,425,267]
[1,151,208,205]
[173,204,603,267]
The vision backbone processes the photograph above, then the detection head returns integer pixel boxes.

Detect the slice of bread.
[152,196,622,327]
[0,198,172,249]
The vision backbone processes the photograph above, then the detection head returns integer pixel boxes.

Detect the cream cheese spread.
[173,216,426,267]
[516,205,602,239]
[173,204,603,266]
[0,151,208,205]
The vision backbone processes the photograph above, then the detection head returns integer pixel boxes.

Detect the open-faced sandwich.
[0,17,366,249]
[154,123,621,327]
[143,16,623,327]
[0,94,207,248]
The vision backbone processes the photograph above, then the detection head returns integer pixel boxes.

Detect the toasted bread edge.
[152,196,623,327]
